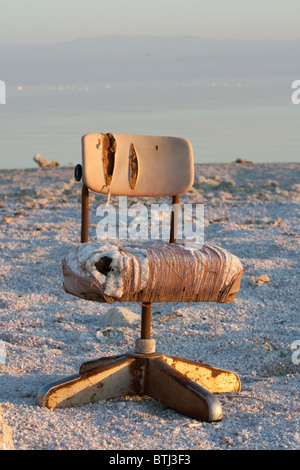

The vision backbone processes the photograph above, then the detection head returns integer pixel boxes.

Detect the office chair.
[37,133,244,422]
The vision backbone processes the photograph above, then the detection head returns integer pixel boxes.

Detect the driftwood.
[33,154,60,168]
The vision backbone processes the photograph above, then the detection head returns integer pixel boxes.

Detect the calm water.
[0,79,299,169]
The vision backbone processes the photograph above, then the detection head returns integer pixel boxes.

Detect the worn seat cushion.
[62,241,244,304]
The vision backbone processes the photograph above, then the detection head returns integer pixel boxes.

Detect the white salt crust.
[0,162,299,450]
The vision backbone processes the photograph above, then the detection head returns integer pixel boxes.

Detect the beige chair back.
[82,133,194,197]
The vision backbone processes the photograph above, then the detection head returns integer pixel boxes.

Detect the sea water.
[0,78,299,169]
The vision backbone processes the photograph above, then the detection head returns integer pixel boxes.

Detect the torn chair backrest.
[81,133,194,197]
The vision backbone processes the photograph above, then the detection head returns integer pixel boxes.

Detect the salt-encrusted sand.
[0,162,299,450]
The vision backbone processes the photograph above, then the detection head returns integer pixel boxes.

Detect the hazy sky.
[1,0,300,44]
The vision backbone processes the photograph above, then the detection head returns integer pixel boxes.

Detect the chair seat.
[62,241,244,304]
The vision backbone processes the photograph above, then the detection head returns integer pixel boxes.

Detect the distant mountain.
[1,35,299,86]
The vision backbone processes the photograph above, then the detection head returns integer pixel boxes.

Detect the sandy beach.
[0,161,299,450]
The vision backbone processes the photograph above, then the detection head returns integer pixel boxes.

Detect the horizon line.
[2,34,300,47]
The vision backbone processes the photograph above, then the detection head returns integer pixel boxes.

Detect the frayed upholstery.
[62,241,244,305]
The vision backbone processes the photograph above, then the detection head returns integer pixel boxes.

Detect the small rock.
[292,183,300,192]
[217,180,236,192]
[220,191,233,200]
[194,176,219,191]
[98,306,139,328]
[158,309,187,323]
[235,158,253,164]
[252,274,270,284]
[222,436,234,446]
[270,217,282,226]
[3,216,15,224]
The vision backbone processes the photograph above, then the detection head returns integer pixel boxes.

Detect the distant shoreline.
[0,161,299,172]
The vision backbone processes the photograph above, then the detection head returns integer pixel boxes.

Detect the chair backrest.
[81,133,194,197]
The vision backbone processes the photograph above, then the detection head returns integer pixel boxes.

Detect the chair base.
[37,351,241,422]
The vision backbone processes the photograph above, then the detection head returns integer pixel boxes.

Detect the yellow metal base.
[37,352,241,422]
